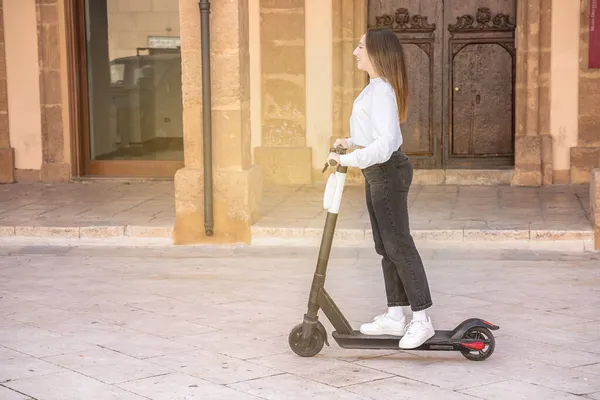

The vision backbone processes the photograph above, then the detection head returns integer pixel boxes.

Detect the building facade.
[0,0,599,244]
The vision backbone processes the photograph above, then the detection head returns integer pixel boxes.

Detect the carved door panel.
[368,1,443,169]
[444,1,516,167]
[368,1,516,169]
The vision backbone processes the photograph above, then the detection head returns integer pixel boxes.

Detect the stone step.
[0,223,594,247]
[251,224,594,244]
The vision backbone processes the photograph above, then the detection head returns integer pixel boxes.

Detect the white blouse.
[339,77,403,169]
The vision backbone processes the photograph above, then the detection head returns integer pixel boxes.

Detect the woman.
[327,28,434,349]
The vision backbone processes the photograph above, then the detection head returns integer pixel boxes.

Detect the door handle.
[454,87,460,92]
[476,94,480,104]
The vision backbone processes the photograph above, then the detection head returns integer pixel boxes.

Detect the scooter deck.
[332,330,458,351]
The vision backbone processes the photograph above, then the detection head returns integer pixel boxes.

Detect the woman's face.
[353,34,375,76]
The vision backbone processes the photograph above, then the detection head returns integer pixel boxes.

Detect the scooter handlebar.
[322,146,348,173]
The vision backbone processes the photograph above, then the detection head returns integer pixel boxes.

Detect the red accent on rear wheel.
[460,341,485,351]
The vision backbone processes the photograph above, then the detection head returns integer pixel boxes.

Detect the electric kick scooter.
[288,146,499,361]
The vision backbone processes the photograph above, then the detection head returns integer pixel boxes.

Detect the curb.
[0,224,595,246]
[0,225,173,239]
[251,225,595,242]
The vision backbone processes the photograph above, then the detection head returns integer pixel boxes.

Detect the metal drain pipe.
[199,0,214,236]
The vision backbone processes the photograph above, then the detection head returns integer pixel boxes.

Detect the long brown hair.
[365,29,409,123]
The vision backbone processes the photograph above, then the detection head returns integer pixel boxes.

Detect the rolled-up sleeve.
[340,85,402,169]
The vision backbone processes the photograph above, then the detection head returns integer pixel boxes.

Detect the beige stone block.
[412,229,463,241]
[0,147,14,183]
[38,23,60,71]
[0,226,15,236]
[570,147,600,184]
[260,8,304,42]
[0,112,8,148]
[41,163,70,183]
[511,169,542,186]
[463,229,529,241]
[261,0,304,8]
[211,110,250,169]
[40,70,62,106]
[173,165,262,244]
[262,77,305,117]
[15,226,79,238]
[211,53,244,109]
[413,170,445,185]
[445,170,513,186]
[80,226,125,238]
[125,225,172,238]
[262,118,305,147]
[514,136,542,167]
[530,230,594,241]
[553,169,570,184]
[255,146,311,184]
[41,105,65,162]
[578,115,600,147]
[252,225,306,238]
[261,42,305,75]
[14,169,41,182]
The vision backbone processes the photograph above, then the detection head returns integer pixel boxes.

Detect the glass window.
[84,0,183,161]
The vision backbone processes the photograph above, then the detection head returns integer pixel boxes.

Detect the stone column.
[331,0,366,141]
[0,0,14,183]
[549,0,580,184]
[331,0,366,184]
[570,0,600,184]
[253,0,311,185]
[512,0,553,186]
[174,0,262,244]
[36,0,70,182]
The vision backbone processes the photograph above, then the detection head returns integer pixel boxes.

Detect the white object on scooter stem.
[323,173,336,210]
[328,171,346,214]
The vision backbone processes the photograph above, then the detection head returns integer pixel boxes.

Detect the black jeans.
[362,151,433,312]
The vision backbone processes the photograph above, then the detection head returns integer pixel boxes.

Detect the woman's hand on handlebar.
[327,152,341,166]
[334,138,350,149]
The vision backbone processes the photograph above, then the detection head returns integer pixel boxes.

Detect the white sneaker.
[360,313,406,336]
[398,317,435,349]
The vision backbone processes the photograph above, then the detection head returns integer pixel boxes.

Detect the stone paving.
[0,181,594,246]
[0,242,599,399]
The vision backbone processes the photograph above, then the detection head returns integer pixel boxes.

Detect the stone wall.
[173,0,261,244]
[36,0,70,182]
[571,0,600,184]
[254,0,311,184]
[512,0,554,186]
[0,0,14,183]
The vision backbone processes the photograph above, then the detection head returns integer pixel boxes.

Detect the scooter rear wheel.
[460,326,495,361]
[288,323,325,357]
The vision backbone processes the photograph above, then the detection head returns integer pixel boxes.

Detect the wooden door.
[368,1,443,169]
[368,1,516,169]
[444,1,516,168]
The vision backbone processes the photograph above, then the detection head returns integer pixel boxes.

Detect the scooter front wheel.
[460,326,495,361]
[288,323,325,357]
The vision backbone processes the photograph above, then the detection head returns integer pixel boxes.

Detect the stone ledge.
[1,224,595,247]
[251,225,595,243]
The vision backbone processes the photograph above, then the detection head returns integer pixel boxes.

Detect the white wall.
[550,0,580,173]
[3,0,43,170]
[305,0,333,170]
